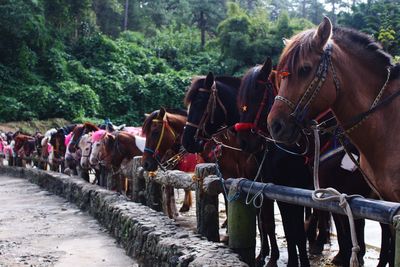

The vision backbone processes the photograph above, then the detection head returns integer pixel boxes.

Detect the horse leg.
[279,202,310,267]
[162,186,178,219]
[377,223,394,267]
[309,210,330,255]
[222,195,228,229]
[179,189,192,212]
[257,199,279,267]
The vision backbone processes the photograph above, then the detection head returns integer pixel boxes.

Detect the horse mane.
[238,65,276,114]
[390,64,400,80]
[184,76,242,106]
[83,122,99,132]
[278,26,393,77]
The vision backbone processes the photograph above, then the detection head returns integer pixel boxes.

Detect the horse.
[267,17,400,204]
[65,122,99,178]
[182,73,282,267]
[13,133,36,167]
[0,133,7,166]
[33,132,47,170]
[236,60,393,266]
[95,130,144,193]
[49,124,76,172]
[142,108,199,218]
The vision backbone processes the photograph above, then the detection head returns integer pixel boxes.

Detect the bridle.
[185,81,228,140]
[144,113,178,159]
[235,79,276,135]
[275,43,340,127]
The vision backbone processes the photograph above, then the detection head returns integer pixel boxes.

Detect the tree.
[188,0,227,48]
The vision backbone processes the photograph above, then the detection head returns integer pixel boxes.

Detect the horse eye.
[299,66,312,77]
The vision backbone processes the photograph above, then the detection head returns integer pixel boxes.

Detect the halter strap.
[275,43,340,125]
[144,113,177,157]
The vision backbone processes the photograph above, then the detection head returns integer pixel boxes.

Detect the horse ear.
[205,72,214,89]
[260,57,272,80]
[282,38,289,46]
[313,16,332,50]
[159,107,166,118]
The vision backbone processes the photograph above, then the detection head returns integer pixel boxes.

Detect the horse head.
[182,72,241,153]
[235,58,276,153]
[268,17,339,144]
[142,107,186,171]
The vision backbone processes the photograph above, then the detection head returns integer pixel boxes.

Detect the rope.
[311,124,361,267]
[244,146,268,209]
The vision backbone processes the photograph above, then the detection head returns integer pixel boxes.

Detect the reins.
[185,81,229,139]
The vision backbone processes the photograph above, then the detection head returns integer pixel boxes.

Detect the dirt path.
[0,175,137,267]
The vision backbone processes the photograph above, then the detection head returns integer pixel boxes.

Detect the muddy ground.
[0,175,137,267]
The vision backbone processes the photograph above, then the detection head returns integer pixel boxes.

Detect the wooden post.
[131,156,146,204]
[144,176,163,212]
[228,196,256,267]
[195,163,220,242]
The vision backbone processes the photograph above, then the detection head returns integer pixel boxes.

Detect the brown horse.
[142,108,195,218]
[238,60,394,266]
[268,17,400,204]
[13,133,35,166]
[97,131,143,192]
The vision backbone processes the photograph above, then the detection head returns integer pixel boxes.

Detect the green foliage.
[1,0,399,125]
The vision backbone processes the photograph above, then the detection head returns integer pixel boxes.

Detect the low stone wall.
[0,166,247,267]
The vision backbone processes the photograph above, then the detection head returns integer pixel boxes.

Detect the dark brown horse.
[182,73,280,267]
[49,124,76,172]
[236,60,394,266]
[267,17,400,204]
[142,108,195,218]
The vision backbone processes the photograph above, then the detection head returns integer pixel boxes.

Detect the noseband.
[275,43,340,126]
[186,81,228,139]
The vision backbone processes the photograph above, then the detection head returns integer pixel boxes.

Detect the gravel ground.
[0,175,137,267]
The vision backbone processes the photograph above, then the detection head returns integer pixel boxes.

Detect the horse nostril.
[271,119,285,137]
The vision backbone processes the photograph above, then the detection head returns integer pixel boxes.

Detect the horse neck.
[167,114,186,141]
[218,85,240,126]
[112,134,142,166]
[331,48,400,191]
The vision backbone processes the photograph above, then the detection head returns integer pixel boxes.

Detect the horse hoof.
[331,253,344,266]
[265,260,278,267]
[255,256,265,267]
[309,242,324,255]
[220,235,229,244]
[179,205,190,213]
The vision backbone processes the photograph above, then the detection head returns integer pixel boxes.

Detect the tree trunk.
[123,0,129,31]
[200,11,206,48]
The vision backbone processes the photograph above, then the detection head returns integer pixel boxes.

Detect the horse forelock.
[278,29,316,73]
